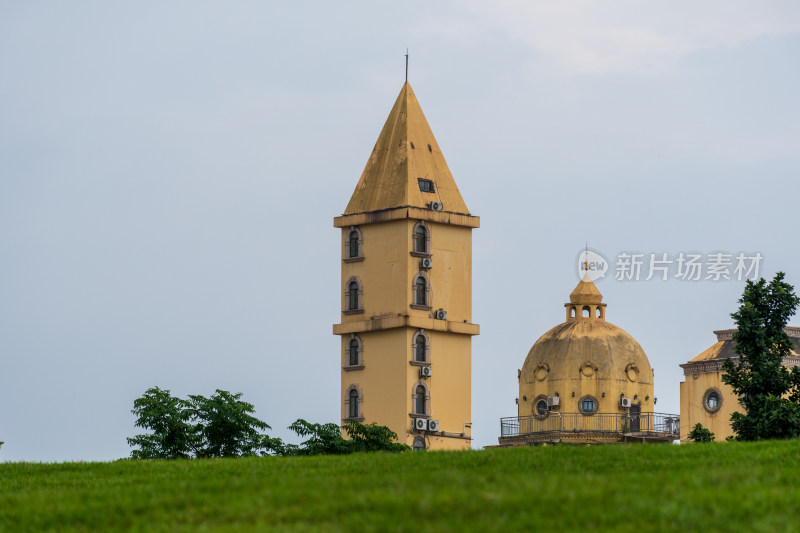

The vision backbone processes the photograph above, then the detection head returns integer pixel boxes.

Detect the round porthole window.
[533,396,550,419]
[703,388,722,413]
[579,396,598,415]
[536,400,548,415]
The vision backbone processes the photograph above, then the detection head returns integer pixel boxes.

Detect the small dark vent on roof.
[410,142,415,149]
[427,144,432,152]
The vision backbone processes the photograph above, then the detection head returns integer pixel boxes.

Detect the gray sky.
[2,1,799,461]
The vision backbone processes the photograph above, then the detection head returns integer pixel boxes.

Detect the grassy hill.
[2,440,799,532]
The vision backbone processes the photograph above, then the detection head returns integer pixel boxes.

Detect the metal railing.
[500,412,680,438]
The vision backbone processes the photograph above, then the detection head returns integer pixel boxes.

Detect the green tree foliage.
[722,272,800,440]
[274,419,410,456]
[128,387,273,459]
[283,419,351,456]
[342,420,410,453]
[128,388,409,459]
[188,390,272,458]
[688,423,715,443]
[127,387,195,459]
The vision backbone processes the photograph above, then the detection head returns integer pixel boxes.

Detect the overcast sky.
[2,1,799,461]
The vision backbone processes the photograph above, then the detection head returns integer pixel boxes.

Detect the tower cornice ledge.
[333,315,479,336]
[334,206,479,229]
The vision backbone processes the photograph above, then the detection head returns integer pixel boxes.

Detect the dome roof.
[520,276,652,385]
[521,319,652,384]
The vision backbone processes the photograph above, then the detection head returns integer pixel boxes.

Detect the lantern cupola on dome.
[565,275,607,321]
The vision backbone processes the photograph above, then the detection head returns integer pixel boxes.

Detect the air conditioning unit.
[429,201,443,212]
[427,420,440,432]
[434,309,447,320]
[546,396,560,407]
[620,398,632,408]
[420,366,432,378]
[414,418,429,431]
[420,257,433,269]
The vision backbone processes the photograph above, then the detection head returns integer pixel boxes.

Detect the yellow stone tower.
[333,82,479,450]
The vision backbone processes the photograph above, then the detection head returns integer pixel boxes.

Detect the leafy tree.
[285,419,351,455]
[342,420,410,453]
[128,389,409,458]
[277,419,410,456]
[188,390,271,458]
[722,272,800,440]
[688,423,715,443]
[128,387,274,459]
[127,387,194,459]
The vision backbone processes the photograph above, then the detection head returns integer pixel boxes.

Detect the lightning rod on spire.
[584,242,589,272]
[405,49,409,83]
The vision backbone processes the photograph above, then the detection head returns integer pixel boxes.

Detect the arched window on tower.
[345,278,363,312]
[414,384,427,415]
[349,281,359,309]
[415,276,427,306]
[348,388,360,419]
[343,227,363,262]
[413,223,429,254]
[414,335,428,363]
[411,274,431,309]
[414,332,428,362]
[348,230,360,258]
[348,335,362,366]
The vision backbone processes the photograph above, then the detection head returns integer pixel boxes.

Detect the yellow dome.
[518,277,654,417]
[520,320,652,386]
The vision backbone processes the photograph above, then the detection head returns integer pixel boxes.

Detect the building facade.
[679,327,800,441]
[333,82,479,450]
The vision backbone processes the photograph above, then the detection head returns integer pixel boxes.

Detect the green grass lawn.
[2,440,799,532]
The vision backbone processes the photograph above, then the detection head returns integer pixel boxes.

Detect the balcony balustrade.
[499,412,680,441]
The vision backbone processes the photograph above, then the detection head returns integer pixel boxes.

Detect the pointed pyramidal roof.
[344,82,470,215]
[569,274,604,305]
